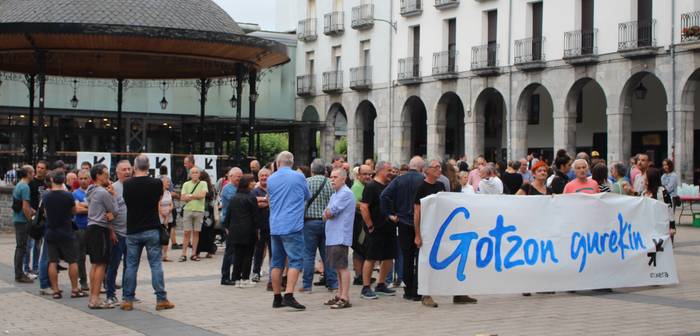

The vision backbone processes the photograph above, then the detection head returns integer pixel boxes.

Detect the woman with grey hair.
[610,162,632,195]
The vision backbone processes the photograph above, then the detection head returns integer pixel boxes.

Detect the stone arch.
[564,77,607,160]
[619,71,668,168]
[434,92,465,159]
[321,103,347,160]
[302,105,320,122]
[400,96,427,160]
[474,88,506,163]
[355,100,377,163]
[679,69,700,183]
[515,83,555,161]
[301,105,321,161]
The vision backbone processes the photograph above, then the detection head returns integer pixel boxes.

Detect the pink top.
[563,178,600,194]
[630,167,641,186]
[467,169,481,191]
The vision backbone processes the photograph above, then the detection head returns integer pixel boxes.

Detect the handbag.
[159,224,170,246]
[28,202,45,240]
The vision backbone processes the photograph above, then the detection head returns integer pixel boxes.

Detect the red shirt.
[563,178,599,194]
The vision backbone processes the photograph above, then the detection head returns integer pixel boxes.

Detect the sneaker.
[313,276,326,287]
[272,296,286,308]
[453,295,477,304]
[121,301,134,311]
[330,298,352,309]
[105,296,120,306]
[241,280,256,288]
[251,273,261,283]
[421,295,438,308]
[220,279,236,286]
[156,300,175,311]
[282,295,306,310]
[26,273,37,280]
[15,275,34,283]
[234,280,242,288]
[374,284,396,296]
[361,286,377,300]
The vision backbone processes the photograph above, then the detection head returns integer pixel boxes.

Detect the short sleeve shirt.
[12,181,30,223]
[360,180,388,230]
[414,180,446,205]
[43,190,76,242]
[563,178,600,194]
[73,188,88,229]
[182,180,208,212]
[268,167,311,235]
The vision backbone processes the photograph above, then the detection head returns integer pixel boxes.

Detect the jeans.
[123,229,167,302]
[38,238,50,289]
[270,230,304,270]
[386,234,404,284]
[302,220,338,290]
[105,235,126,299]
[13,222,29,279]
[23,237,40,273]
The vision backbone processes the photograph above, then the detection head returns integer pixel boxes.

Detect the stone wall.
[0,186,14,232]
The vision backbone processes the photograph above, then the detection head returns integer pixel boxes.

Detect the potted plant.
[683,25,700,41]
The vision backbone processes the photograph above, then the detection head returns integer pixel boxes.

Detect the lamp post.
[248,68,258,158]
[159,81,168,110]
[634,82,648,100]
[70,79,79,108]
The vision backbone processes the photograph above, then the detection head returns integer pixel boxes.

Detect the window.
[528,94,540,125]
[306,51,315,74]
[360,40,370,66]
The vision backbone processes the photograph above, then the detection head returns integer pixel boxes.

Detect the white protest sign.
[144,153,171,178]
[418,193,678,295]
[194,155,217,181]
[76,152,111,172]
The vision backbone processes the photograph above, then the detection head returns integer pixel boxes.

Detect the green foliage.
[257,133,288,163]
[335,136,347,156]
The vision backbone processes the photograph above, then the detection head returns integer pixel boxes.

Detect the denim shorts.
[270,230,304,270]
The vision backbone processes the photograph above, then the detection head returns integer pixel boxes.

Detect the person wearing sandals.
[159,176,174,262]
[179,166,208,262]
[322,168,356,309]
[85,164,117,309]
[43,170,86,300]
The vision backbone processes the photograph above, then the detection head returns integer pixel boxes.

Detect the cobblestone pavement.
[1,219,700,336]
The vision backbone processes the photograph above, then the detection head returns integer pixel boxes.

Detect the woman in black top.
[196,170,217,258]
[516,161,552,196]
[591,163,611,193]
[550,155,572,194]
[643,168,676,241]
[223,175,259,287]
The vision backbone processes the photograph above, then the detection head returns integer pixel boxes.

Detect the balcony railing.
[398,57,421,83]
[618,19,656,50]
[434,0,459,10]
[322,70,343,93]
[514,37,545,64]
[432,50,458,77]
[297,18,317,42]
[564,29,598,58]
[296,75,315,96]
[352,4,374,30]
[400,0,422,17]
[681,11,700,42]
[324,12,344,36]
[471,43,499,70]
[350,66,372,90]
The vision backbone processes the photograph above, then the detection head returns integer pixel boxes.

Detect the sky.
[213,0,278,30]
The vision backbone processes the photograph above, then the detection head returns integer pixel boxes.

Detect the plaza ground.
[1,216,700,336]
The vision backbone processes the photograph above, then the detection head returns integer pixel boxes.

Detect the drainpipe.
[670,0,677,170]
[388,0,394,164]
[507,0,513,160]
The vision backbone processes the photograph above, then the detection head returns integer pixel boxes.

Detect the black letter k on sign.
[205,158,214,170]
[647,238,664,267]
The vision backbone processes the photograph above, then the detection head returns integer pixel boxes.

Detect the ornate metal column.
[116,78,124,152]
[248,68,258,158]
[196,78,211,153]
[36,50,46,161]
[24,74,35,164]
[234,64,246,165]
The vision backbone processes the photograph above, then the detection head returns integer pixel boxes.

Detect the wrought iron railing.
[618,19,656,50]
[398,57,421,81]
[434,0,459,9]
[564,29,598,57]
[324,12,345,35]
[297,18,317,42]
[400,0,422,16]
[432,50,458,75]
[514,37,545,63]
[351,4,374,29]
[296,75,315,95]
[471,43,499,69]
[322,71,343,92]
[681,11,700,42]
[350,66,372,88]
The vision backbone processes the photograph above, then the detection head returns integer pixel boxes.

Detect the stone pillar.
[346,125,359,165]
[606,105,631,164]
[320,125,335,161]
[510,116,528,160]
[375,120,390,162]
[465,119,483,164]
[391,119,410,164]
[426,122,445,160]
[292,125,311,165]
[674,107,694,183]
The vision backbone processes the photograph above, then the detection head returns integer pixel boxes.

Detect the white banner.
[144,153,171,178]
[418,193,678,295]
[194,155,217,181]
[76,152,111,172]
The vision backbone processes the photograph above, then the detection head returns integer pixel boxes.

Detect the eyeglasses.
[429,165,441,169]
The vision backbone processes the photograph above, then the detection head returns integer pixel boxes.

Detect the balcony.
[324,12,344,36]
[432,50,458,79]
[471,43,500,76]
[400,0,422,17]
[296,75,315,97]
[618,20,658,58]
[563,29,598,65]
[297,18,317,42]
[434,0,459,10]
[514,37,546,71]
[352,4,374,30]
[398,57,422,84]
[350,66,372,90]
[322,71,343,93]
[681,11,700,51]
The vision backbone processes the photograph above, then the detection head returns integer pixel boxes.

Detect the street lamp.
[634,82,647,100]
[159,81,168,110]
[70,79,79,108]
[229,78,237,108]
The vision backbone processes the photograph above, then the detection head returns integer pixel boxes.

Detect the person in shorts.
[179,166,208,262]
[322,168,356,309]
[43,170,83,299]
[85,164,118,309]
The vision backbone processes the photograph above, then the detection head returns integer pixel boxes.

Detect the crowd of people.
[9,148,680,311]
